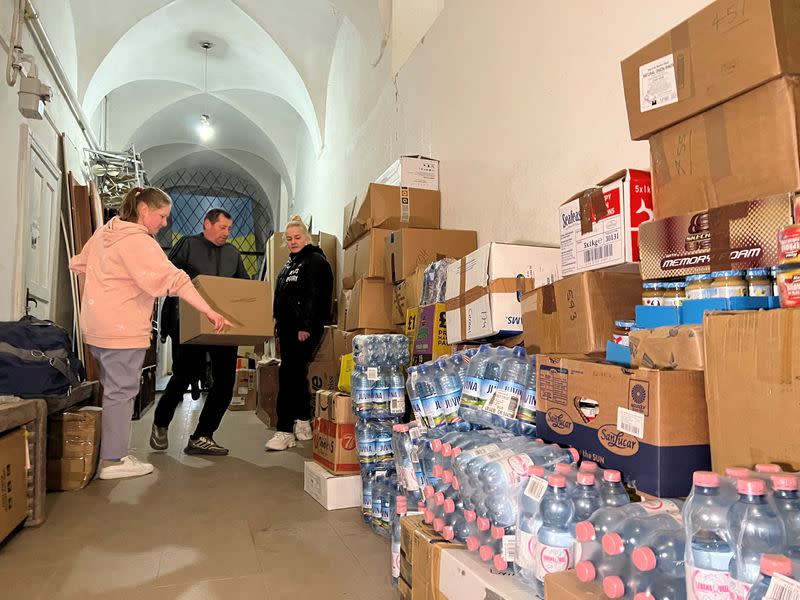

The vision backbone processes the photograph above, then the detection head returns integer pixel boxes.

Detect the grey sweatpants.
[89,346,147,461]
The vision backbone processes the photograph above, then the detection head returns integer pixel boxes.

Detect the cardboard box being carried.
[621,0,800,141]
[46,407,102,491]
[445,243,561,345]
[345,278,395,331]
[630,325,705,371]
[392,266,426,325]
[536,355,709,497]
[639,193,797,280]
[650,77,800,219]
[343,183,441,248]
[0,428,27,542]
[560,170,653,277]
[229,368,257,411]
[522,270,642,356]
[385,228,477,284]
[180,276,274,345]
[265,231,338,296]
[256,359,279,428]
[342,229,391,289]
[375,155,440,190]
[312,390,358,475]
[704,309,800,473]
[303,460,361,510]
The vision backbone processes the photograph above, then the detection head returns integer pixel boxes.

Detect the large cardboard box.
[180,276,274,345]
[337,289,352,331]
[0,428,27,542]
[409,304,452,365]
[621,0,800,141]
[444,243,561,345]
[307,361,339,396]
[630,325,705,371]
[266,231,338,293]
[704,309,800,473]
[376,155,440,190]
[536,355,709,497]
[342,229,391,289]
[229,368,257,410]
[385,228,478,284]
[256,359,279,428]
[639,194,797,280]
[544,571,604,599]
[411,521,459,600]
[312,326,349,367]
[343,183,441,248]
[437,549,534,600]
[560,170,653,277]
[46,407,102,491]
[303,461,361,510]
[650,77,800,218]
[392,266,426,325]
[312,390,358,475]
[345,278,394,331]
[522,271,642,356]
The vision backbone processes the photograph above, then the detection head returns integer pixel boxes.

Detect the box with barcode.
[559,169,653,277]
[535,354,708,498]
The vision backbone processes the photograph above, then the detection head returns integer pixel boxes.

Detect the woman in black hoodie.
[266,215,333,451]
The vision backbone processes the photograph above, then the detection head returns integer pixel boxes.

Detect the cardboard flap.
[579,188,608,235]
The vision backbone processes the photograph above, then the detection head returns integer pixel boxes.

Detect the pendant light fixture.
[198,41,214,142]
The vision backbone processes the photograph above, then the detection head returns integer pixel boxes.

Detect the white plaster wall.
[292,0,711,249]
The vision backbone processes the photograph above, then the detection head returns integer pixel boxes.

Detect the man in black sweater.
[150,208,249,455]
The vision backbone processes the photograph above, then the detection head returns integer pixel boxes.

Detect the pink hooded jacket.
[70,217,194,349]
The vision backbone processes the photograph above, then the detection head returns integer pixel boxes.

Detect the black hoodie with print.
[273,244,333,335]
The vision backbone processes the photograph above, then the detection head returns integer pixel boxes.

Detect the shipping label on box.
[560,170,653,277]
[411,304,450,365]
[445,243,561,344]
[535,355,709,497]
[376,155,440,190]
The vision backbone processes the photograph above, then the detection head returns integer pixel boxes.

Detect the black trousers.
[276,326,321,433]
[154,339,237,438]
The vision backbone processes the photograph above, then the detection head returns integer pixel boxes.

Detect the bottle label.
[358,440,375,462]
[362,495,372,511]
[515,530,537,570]
[372,387,389,409]
[389,388,405,414]
[367,367,379,381]
[714,284,747,298]
[517,388,537,424]
[479,379,499,403]
[469,443,500,458]
[374,439,393,460]
[422,396,445,428]
[498,453,534,486]
[766,573,800,600]
[440,390,461,416]
[640,499,682,515]
[524,475,549,502]
[460,376,483,408]
[728,578,751,600]
[479,447,516,464]
[400,465,420,492]
[534,542,573,581]
[354,389,373,414]
[483,382,524,420]
[749,283,772,297]
[391,550,400,579]
[690,567,731,600]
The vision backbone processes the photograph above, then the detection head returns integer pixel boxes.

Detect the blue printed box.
[535,355,710,498]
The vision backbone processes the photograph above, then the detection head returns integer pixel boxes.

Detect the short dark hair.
[204,208,232,224]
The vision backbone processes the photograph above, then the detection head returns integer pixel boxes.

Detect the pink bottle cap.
[464,510,476,523]
[423,509,434,524]
[580,461,598,473]
[479,545,494,562]
[477,517,490,531]
[444,499,456,514]
[761,554,793,577]
[434,492,445,506]
[772,475,799,491]
[575,561,596,583]
[632,547,657,572]
[493,554,508,572]
[603,469,621,483]
[452,447,463,457]
[442,443,453,456]
[491,526,505,540]
[393,424,406,432]
[693,471,720,487]
[738,478,766,496]
[442,526,454,541]
[568,448,580,462]
[431,439,443,452]
[603,576,626,598]
[534,438,545,445]
[466,536,480,551]
[602,533,625,555]
[577,472,595,486]
[555,463,572,475]
[725,467,751,480]
[634,594,655,600]
[756,463,782,474]
[423,485,435,499]
[417,501,425,511]
[443,471,453,484]
[432,465,444,478]
[433,518,444,532]
[527,465,546,477]
[574,521,595,542]
[548,474,566,488]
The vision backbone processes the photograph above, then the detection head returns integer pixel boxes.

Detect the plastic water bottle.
[772,475,800,573]
[392,424,423,497]
[485,347,528,429]
[746,554,795,600]
[572,471,603,522]
[728,478,786,600]
[388,365,406,418]
[601,469,631,507]
[374,421,395,467]
[516,356,537,429]
[446,354,467,388]
[574,499,684,549]
[372,367,390,417]
[405,366,424,424]
[602,513,683,557]
[532,474,575,593]
[391,495,408,587]
[415,365,445,428]
[514,465,548,585]
[434,359,462,424]
[469,346,509,427]
[361,468,374,524]
[356,419,376,465]
[632,528,686,578]
[684,471,735,600]
[458,345,495,423]
[351,365,374,419]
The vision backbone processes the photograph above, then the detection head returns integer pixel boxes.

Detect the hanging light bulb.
[198,41,214,142]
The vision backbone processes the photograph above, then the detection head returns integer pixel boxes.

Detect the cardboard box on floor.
[630,325,705,371]
[180,276,274,345]
[265,230,338,294]
[639,194,797,280]
[392,266,426,324]
[303,461,361,510]
[535,355,709,497]
[621,0,800,141]
[312,390,358,475]
[343,183,441,248]
[544,571,604,599]
[46,407,102,491]
[522,270,642,356]
[437,549,535,600]
[345,278,395,331]
[704,309,800,473]
[385,228,477,284]
[560,170,653,277]
[0,428,28,542]
[256,359,279,428]
[376,155,440,190]
[307,360,339,396]
[400,515,430,588]
[445,243,561,345]
[650,77,800,219]
[229,368,257,410]
[312,326,350,366]
[341,228,391,289]
[411,521,462,600]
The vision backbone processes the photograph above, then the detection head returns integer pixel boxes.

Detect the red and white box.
[559,169,653,277]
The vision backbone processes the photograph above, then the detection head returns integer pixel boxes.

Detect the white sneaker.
[265,431,297,451]
[98,456,155,480]
[294,420,313,441]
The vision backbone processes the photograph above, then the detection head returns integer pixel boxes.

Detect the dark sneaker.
[150,424,168,451]
[184,436,229,456]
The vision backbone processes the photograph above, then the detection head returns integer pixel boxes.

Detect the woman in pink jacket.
[71,187,229,480]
